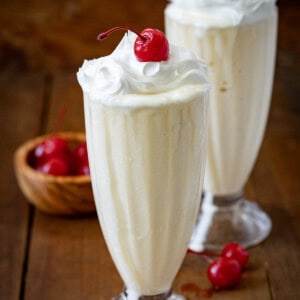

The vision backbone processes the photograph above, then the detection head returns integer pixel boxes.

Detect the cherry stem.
[187,249,214,263]
[200,253,214,264]
[97,26,147,42]
[55,105,67,132]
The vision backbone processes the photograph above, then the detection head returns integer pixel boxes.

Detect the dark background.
[0,0,298,74]
[0,0,167,71]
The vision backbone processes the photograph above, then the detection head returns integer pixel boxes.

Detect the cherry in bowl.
[14,132,95,216]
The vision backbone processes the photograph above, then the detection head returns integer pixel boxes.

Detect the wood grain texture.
[25,214,122,300]
[46,72,85,133]
[174,249,271,300]
[0,69,45,300]
[0,0,166,71]
[249,140,300,300]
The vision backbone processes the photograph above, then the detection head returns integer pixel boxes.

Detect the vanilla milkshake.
[165,1,277,250]
[77,31,209,298]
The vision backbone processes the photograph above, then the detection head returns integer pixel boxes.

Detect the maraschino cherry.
[207,257,242,290]
[73,142,90,175]
[221,242,249,269]
[32,137,91,176]
[34,136,70,165]
[187,241,249,290]
[73,142,88,163]
[37,157,69,176]
[97,26,169,62]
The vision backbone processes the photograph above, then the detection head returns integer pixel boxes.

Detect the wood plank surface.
[0,68,45,300]
[25,214,122,300]
[46,72,85,133]
[0,0,166,71]
[257,140,300,300]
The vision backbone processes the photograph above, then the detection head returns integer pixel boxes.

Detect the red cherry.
[207,257,242,290]
[76,162,90,175]
[97,26,169,62]
[73,142,88,163]
[134,28,169,62]
[34,136,70,164]
[222,242,249,269]
[73,142,90,175]
[37,157,69,176]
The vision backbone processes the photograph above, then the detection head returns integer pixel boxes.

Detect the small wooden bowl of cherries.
[14,132,95,216]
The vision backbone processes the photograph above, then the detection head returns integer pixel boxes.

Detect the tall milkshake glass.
[77,31,209,299]
[165,1,278,251]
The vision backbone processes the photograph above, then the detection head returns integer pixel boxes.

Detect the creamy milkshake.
[165,0,277,250]
[77,30,209,298]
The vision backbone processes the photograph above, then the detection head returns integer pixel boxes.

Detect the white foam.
[166,0,276,28]
[77,31,208,107]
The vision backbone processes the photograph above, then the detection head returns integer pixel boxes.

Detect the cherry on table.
[207,257,242,290]
[222,242,249,269]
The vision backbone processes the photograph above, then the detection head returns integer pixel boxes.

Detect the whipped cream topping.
[77,32,207,106]
[166,0,276,28]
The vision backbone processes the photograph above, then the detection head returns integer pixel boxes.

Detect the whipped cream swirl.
[77,32,207,105]
[166,0,276,27]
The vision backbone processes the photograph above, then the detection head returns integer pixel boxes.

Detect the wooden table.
[0,1,299,299]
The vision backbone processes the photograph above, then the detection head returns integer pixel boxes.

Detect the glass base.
[189,191,272,252]
[113,288,185,300]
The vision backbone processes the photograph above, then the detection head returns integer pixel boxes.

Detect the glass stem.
[207,190,243,208]
[114,289,174,300]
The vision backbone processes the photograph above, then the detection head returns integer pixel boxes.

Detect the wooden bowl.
[14,132,96,216]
